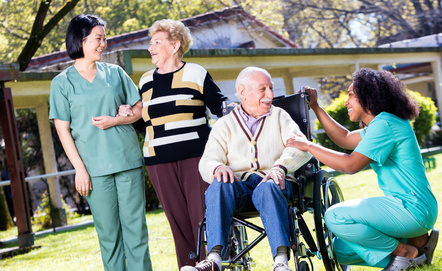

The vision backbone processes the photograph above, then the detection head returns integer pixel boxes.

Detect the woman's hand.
[302,86,319,108]
[117,104,134,117]
[286,135,310,152]
[260,168,285,190]
[92,116,116,130]
[75,168,92,196]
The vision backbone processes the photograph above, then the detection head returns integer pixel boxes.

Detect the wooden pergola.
[0,63,34,247]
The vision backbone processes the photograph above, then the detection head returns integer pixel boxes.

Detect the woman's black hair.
[352,68,419,121]
[66,14,106,60]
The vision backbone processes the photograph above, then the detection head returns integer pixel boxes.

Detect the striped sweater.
[139,62,228,165]
[199,105,313,184]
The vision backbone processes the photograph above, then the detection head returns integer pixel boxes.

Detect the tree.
[2,0,80,71]
[279,0,442,48]
[0,0,229,71]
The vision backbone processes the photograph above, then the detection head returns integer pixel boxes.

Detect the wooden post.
[0,83,34,247]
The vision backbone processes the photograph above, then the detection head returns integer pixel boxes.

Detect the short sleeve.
[49,75,71,122]
[354,119,394,166]
[118,66,140,106]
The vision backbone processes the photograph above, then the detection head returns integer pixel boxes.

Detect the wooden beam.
[0,85,34,248]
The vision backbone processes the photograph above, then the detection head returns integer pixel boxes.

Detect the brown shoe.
[180,259,220,271]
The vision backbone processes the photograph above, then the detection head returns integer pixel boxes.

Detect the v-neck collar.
[72,62,98,84]
[232,107,267,141]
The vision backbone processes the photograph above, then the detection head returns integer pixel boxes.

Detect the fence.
[0,169,76,232]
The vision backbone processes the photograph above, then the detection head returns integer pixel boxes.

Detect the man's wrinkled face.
[240,71,274,118]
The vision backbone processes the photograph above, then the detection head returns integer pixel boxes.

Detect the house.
[379,33,442,106]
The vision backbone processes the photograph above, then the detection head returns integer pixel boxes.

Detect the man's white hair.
[235,67,271,101]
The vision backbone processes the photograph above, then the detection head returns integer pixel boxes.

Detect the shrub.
[33,191,76,230]
[408,91,437,146]
[315,90,437,151]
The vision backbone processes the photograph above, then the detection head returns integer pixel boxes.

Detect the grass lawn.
[1,153,441,271]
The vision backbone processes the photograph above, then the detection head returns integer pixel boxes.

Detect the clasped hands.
[91,104,134,130]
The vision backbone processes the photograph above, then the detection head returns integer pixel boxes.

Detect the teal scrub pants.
[86,167,152,271]
[324,195,430,268]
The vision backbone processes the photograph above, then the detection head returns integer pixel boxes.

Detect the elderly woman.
[121,19,229,268]
[49,14,152,270]
[287,68,438,271]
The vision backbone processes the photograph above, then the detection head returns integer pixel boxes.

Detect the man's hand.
[212,165,240,183]
[260,168,286,190]
[117,104,134,117]
[92,116,116,130]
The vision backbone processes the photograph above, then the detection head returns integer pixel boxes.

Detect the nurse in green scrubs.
[49,14,152,271]
[286,68,438,271]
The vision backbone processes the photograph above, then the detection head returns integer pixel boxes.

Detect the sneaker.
[418,228,439,265]
[180,259,220,271]
[273,262,293,271]
[382,254,426,271]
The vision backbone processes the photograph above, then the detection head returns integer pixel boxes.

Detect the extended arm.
[286,136,372,174]
[306,87,361,150]
[53,119,92,196]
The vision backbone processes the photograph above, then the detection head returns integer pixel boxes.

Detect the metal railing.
[0,169,75,187]
[0,169,76,232]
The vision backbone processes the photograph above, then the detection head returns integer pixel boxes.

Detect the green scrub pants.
[325,195,430,268]
[86,167,152,271]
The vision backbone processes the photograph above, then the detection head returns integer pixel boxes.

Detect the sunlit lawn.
[1,153,441,271]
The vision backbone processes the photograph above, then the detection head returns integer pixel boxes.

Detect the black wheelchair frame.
[195,92,347,271]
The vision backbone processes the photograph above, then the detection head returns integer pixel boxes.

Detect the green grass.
[1,153,441,271]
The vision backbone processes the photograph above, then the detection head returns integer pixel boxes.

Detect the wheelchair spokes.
[313,171,345,271]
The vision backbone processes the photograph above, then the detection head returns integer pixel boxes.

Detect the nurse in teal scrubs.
[286,68,438,271]
[49,14,152,271]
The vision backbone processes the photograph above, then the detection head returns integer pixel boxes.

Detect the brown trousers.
[147,156,209,268]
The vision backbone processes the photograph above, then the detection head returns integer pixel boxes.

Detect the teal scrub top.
[49,62,144,177]
[354,112,438,229]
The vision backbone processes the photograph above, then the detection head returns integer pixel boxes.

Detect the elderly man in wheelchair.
[181,66,312,271]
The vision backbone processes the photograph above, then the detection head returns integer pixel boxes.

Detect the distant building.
[380,33,442,107]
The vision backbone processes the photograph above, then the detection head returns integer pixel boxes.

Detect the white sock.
[274,246,289,265]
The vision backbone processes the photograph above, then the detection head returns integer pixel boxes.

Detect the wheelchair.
[195,91,347,271]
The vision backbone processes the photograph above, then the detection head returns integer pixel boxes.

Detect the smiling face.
[148,31,178,68]
[81,25,106,61]
[344,84,365,122]
[239,71,274,118]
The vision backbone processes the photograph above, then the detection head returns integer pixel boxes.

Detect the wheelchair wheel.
[222,224,252,270]
[313,170,345,271]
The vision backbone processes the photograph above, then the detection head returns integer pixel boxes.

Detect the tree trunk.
[0,188,14,231]
[17,0,81,71]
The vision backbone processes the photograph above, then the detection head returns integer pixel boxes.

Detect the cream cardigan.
[199,105,312,184]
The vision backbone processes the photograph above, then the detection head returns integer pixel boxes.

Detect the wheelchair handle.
[300,86,306,94]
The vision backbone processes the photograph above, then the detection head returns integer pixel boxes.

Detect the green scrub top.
[49,62,144,177]
[354,112,438,229]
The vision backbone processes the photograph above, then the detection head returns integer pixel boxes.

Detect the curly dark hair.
[352,68,420,121]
